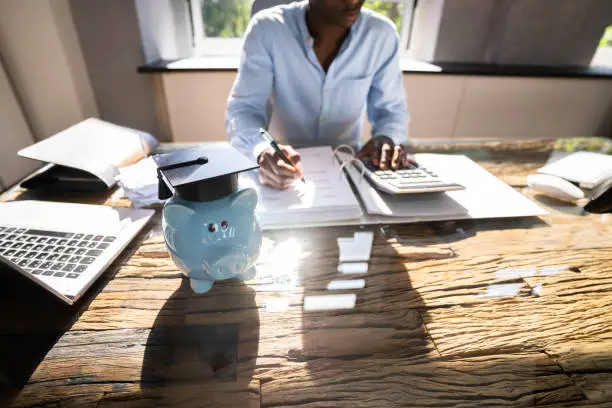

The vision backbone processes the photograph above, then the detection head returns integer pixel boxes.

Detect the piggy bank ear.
[164,203,195,224]
[231,188,258,213]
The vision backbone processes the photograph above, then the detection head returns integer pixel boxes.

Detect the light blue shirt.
[226,0,409,160]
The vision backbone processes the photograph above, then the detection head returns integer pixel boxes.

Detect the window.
[190,0,419,57]
[363,0,415,52]
[190,0,251,56]
[591,25,612,68]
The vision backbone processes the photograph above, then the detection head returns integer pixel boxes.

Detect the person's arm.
[360,27,411,170]
[367,28,410,147]
[226,18,274,161]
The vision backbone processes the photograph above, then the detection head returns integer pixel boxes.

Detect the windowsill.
[138,56,612,78]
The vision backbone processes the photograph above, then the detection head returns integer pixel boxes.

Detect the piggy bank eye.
[221,220,229,230]
[208,223,217,233]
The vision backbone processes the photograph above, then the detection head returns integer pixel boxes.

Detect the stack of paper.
[115,157,162,207]
[239,146,363,228]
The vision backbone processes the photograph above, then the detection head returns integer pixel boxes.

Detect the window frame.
[189,0,438,59]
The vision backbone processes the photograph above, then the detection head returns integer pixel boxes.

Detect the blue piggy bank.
[162,188,262,293]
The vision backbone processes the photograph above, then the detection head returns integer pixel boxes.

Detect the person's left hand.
[356,135,414,170]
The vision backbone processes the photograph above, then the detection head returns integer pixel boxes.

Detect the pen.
[259,128,306,184]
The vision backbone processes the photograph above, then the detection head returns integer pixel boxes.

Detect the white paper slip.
[337,262,369,274]
[338,231,374,262]
[263,297,291,312]
[539,265,568,276]
[337,238,362,262]
[303,294,357,311]
[481,283,523,299]
[327,279,366,290]
[495,268,536,279]
[354,232,374,260]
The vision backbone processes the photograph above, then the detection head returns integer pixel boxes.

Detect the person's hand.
[257,145,303,189]
[357,135,414,170]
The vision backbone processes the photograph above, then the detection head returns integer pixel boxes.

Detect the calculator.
[359,157,465,195]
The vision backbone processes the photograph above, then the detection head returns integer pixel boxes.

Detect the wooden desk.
[1,140,611,407]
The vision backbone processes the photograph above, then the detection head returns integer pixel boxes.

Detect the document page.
[240,146,363,228]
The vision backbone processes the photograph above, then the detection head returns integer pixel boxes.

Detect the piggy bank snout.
[208,251,248,280]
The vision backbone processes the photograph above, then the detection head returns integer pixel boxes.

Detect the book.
[18,118,159,189]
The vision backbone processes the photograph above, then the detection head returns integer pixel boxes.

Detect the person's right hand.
[257,145,303,189]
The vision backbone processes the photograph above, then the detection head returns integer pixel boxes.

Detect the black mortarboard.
[154,143,259,202]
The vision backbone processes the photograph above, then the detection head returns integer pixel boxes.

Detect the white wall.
[0,60,40,190]
[158,72,612,143]
[134,0,192,63]
[69,0,161,138]
[0,0,98,141]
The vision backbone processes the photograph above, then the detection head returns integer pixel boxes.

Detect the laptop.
[0,200,155,305]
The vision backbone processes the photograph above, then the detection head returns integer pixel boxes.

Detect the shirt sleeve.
[226,17,274,161]
[367,28,410,146]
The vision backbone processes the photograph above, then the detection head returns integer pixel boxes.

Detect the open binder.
[18,118,159,192]
[242,145,547,230]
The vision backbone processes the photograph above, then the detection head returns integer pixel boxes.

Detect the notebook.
[239,146,363,228]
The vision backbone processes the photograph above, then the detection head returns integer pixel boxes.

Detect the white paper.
[240,146,363,228]
[337,262,369,274]
[303,294,357,311]
[495,268,536,279]
[263,297,291,312]
[482,283,523,299]
[337,232,374,262]
[18,118,159,187]
[539,265,567,276]
[327,279,366,290]
[115,157,162,207]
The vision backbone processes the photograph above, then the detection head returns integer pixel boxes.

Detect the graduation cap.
[154,143,259,202]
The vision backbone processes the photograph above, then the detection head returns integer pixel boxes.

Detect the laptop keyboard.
[0,226,116,279]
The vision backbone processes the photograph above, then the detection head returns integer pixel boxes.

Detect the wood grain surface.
[1,140,611,407]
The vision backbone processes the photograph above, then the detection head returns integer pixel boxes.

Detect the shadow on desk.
[0,216,153,406]
[139,278,260,407]
[258,223,595,406]
[0,265,77,401]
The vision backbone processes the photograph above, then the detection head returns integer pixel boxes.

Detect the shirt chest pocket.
[328,75,373,122]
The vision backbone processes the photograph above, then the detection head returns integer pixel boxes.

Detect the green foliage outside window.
[363,1,403,34]
[599,26,612,48]
[200,0,403,38]
[201,0,251,38]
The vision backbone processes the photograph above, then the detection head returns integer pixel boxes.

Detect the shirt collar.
[297,2,363,49]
